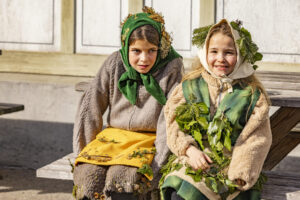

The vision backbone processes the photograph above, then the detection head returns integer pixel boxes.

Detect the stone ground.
[0,116,299,200]
[0,168,73,200]
[0,118,75,200]
[0,146,300,200]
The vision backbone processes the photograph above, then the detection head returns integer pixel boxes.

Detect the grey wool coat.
[73,51,183,186]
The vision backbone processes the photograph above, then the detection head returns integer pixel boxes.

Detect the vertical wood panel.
[0,0,61,52]
[145,0,201,57]
[76,0,129,54]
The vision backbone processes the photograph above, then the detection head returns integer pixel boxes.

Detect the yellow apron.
[75,128,156,180]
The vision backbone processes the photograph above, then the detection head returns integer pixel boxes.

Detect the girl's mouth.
[214,65,228,70]
[139,65,148,69]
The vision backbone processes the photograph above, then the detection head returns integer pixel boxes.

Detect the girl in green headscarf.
[160,19,272,200]
[73,7,183,200]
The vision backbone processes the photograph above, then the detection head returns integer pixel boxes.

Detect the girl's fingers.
[199,158,209,170]
[204,153,213,163]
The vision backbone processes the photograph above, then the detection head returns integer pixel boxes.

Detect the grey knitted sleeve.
[151,57,183,187]
[73,52,118,155]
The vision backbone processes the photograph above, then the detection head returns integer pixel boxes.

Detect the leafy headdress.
[192,19,263,91]
[118,7,181,105]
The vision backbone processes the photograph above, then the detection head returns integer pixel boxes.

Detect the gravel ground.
[0,168,73,200]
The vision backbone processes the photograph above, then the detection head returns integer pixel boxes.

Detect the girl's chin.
[214,70,228,77]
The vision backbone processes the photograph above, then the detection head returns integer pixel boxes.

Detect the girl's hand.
[186,145,213,170]
[234,179,246,186]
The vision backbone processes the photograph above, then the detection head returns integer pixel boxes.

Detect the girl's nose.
[140,52,148,61]
[217,53,225,62]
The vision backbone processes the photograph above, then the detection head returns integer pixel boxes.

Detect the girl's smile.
[129,39,158,74]
[207,32,237,77]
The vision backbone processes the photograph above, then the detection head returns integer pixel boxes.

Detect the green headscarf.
[118,11,181,105]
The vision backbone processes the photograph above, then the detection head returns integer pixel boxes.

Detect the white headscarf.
[198,19,255,92]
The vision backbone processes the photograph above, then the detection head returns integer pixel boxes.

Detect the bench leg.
[263,107,300,170]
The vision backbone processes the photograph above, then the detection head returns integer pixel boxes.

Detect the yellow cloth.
[75,128,156,180]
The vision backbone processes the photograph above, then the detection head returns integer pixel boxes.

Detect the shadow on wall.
[0,118,73,170]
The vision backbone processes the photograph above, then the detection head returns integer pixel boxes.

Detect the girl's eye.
[209,50,217,54]
[131,49,140,53]
[226,51,235,55]
[149,49,158,53]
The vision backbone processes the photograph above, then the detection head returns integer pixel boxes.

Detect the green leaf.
[230,21,239,30]
[224,134,231,151]
[174,163,183,171]
[192,24,213,47]
[254,52,263,62]
[230,20,263,67]
[195,102,210,114]
[137,164,153,177]
[215,141,224,151]
[185,167,203,182]
[185,120,198,130]
[193,129,204,150]
[196,116,209,130]
[240,27,251,40]
[205,177,218,193]
[207,121,218,135]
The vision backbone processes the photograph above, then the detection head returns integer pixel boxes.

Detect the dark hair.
[128,25,159,46]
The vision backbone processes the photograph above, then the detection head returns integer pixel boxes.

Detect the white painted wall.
[216,0,300,63]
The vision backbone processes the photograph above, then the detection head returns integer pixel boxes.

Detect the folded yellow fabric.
[75,128,156,179]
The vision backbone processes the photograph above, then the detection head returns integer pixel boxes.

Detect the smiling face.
[128,39,158,74]
[207,32,237,77]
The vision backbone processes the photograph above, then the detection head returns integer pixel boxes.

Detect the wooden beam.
[270,107,300,148]
[0,103,24,115]
[263,135,300,170]
[61,0,74,53]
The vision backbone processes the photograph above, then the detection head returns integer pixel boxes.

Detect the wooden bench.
[0,103,24,115]
[36,153,75,180]
[261,171,300,199]
[37,71,300,199]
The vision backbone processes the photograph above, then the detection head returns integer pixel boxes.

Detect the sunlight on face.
[129,39,158,74]
[207,32,237,77]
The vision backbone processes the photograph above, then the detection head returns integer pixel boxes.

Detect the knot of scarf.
[118,68,167,105]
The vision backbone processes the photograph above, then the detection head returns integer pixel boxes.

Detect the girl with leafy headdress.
[160,19,272,200]
[72,7,183,200]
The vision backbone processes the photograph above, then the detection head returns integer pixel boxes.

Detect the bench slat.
[262,171,300,199]
[36,153,75,180]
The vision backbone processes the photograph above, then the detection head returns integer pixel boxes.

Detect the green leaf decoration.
[230,21,263,69]
[192,24,213,47]
[159,154,183,187]
[175,102,209,150]
[205,177,219,193]
[192,129,204,150]
[137,164,153,177]
[162,100,267,197]
[185,166,203,182]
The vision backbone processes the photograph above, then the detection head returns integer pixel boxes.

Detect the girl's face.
[129,39,158,74]
[207,32,237,77]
